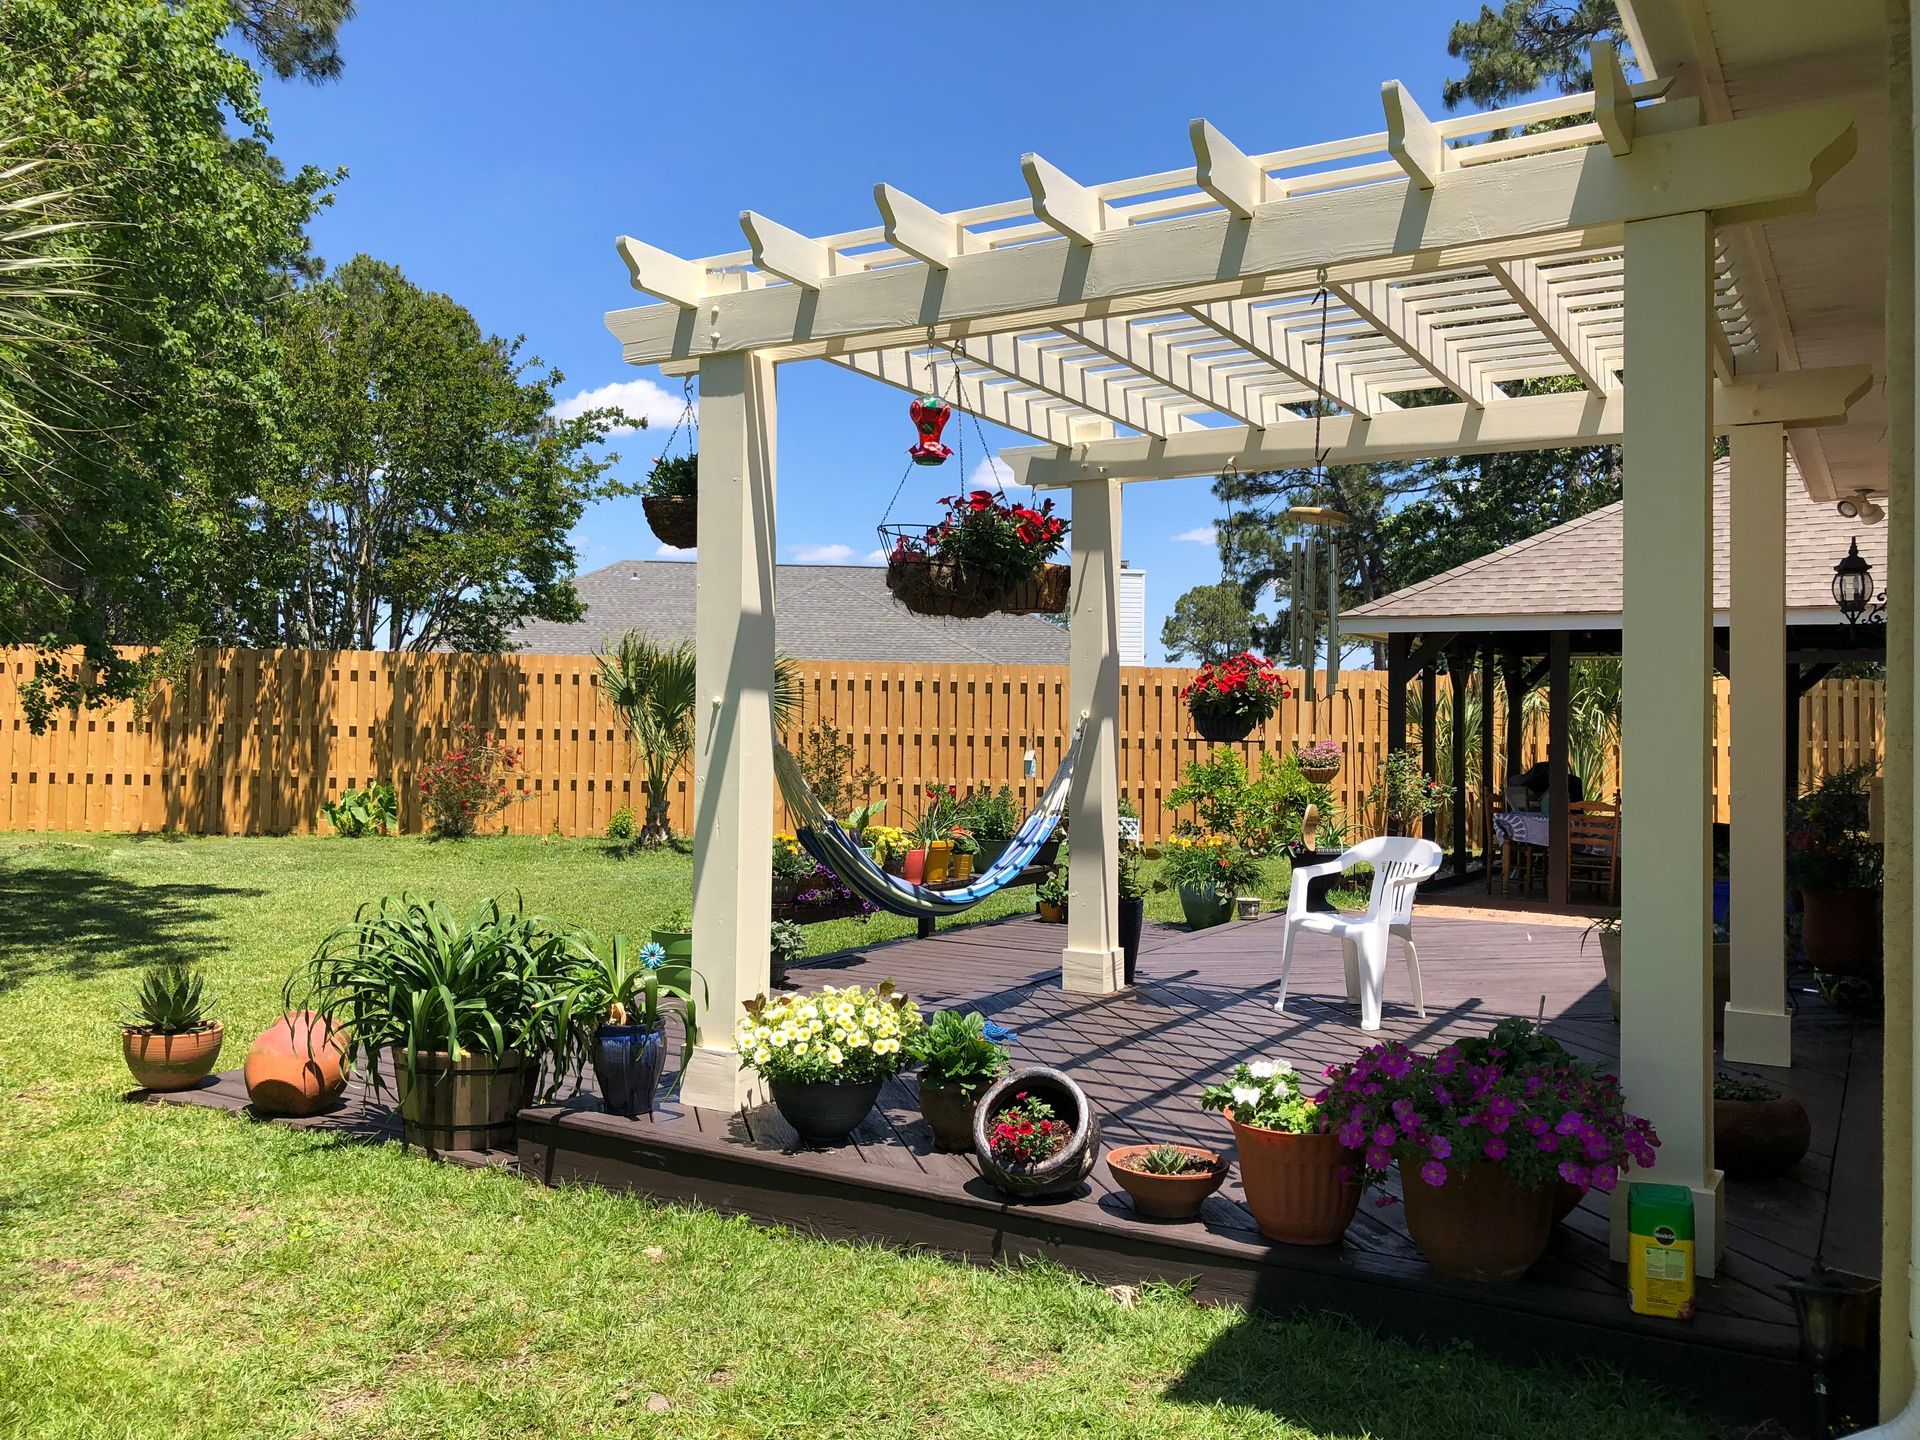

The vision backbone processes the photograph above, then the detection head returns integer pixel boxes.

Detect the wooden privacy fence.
[0,648,1886,841]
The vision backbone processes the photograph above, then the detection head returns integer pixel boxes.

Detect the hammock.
[772,721,1086,920]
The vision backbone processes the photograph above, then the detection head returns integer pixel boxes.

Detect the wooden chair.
[1566,800,1621,903]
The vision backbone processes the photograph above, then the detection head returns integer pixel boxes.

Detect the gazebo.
[602,39,1878,1297]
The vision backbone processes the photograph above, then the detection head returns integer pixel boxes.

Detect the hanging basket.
[1300,761,1341,786]
[643,495,698,551]
[1190,709,1257,744]
[997,564,1072,616]
[884,558,1009,619]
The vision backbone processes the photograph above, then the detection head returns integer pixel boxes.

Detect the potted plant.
[650,909,693,968]
[1322,1035,1660,1283]
[883,489,1068,619]
[735,981,923,1142]
[1714,1073,1812,1180]
[243,1010,348,1116]
[122,962,223,1092]
[641,453,698,550]
[1106,1142,1228,1221]
[1789,762,1883,977]
[973,1065,1100,1199]
[1157,835,1258,931]
[1182,651,1290,744]
[1035,866,1069,923]
[1297,739,1342,786]
[287,893,576,1153]
[562,935,704,1120]
[1200,1057,1356,1244]
[769,919,807,988]
[960,786,1020,873]
[1117,847,1146,984]
[864,825,911,877]
[910,1009,1008,1152]
[772,833,815,905]
[1366,749,1445,836]
[947,826,979,881]
[1586,918,1729,1027]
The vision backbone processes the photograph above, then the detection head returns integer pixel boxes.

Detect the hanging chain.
[657,374,697,460]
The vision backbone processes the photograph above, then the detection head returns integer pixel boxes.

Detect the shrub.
[1367,748,1445,834]
[1167,748,1328,855]
[1157,835,1261,896]
[605,807,637,843]
[734,981,923,1086]
[126,962,215,1034]
[792,720,879,818]
[418,726,522,838]
[959,785,1020,844]
[320,782,397,837]
[1788,761,1882,890]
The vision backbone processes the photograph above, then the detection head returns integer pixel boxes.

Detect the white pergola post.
[680,351,778,1113]
[1616,209,1723,1274]
[1724,422,1793,1066]
[1063,476,1124,994]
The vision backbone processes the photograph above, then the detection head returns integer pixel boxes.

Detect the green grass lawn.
[0,834,1706,1440]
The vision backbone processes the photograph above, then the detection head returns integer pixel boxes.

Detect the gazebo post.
[1615,209,1723,1274]
[1062,476,1124,994]
[1419,663,1439,843]
[1547,630,1571,906]
[1481,642,1497,893]
[1449,644,1469,878]
[681,351,779,1113]
[1724,422,1793,1065]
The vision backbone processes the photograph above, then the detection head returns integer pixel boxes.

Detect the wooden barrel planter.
[643,494,698,550]
[390,1048,526,1153]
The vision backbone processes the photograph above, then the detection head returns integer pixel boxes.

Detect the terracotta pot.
[919,1077,985,1153]
[1552,1179,1584,1224]
[770,1076,883,1142]
[1715,1095,1813,1180]
[390,1047,525,1153]
[974,1066,1099,1199]
[1037,899,1067,924]
[1227,1112,1360,1245]
[1400,1159,1554,1283]
[244,1012,347,1116]
[124,1023,224,1092]
[1178,883,1233,931]
[949,852,974,881]
[924,841,952,884]
[1801,887,1882,977]
[903,848,928,884]
[1106,1144,1228,1220]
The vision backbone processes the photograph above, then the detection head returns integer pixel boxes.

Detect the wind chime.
[1283,270,1350,707]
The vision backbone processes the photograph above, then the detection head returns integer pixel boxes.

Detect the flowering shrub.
[889,490,1067,589]
[987,1090,1067,1166]
[947,825,979,857]
[862,825,912,866]
[1157,835,1263,896]
[1319,1035,1660,1196]
[1298,739,1342,769]
[417,726,521,838]
[1182,651,1290,731]
[771,832,816,882]
[735,981,922,1086]
[1199,1057,1320,1135]
[1366,748,1445,833]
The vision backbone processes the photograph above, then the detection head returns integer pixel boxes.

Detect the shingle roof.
[1345,459,1887,633]
[513,561,1070,663]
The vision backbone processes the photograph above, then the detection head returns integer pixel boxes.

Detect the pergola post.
[680,351,778,1113]
[1724,423,1793,1066]
[1615,209,1723,1273]
[1063,476,1124,994]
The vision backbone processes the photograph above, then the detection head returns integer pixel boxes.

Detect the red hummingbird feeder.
[908,393,953,465]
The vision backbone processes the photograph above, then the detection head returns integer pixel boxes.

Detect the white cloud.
[654,542,696,560]
[1171,526,1218,545]
[966,455,1015,490]
[791,542,855,564]
[551,376,689,436]
[862,548,888,565]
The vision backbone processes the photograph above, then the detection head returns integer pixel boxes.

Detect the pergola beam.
[1002,364,1872,486]
[1332,278,1504,407]
[835,348,1107,448]
[605,103,1857,366]
[1183,300,1397,417]
[958,332,1195,438]
[1065,317,1269,427]
[1489,258,1622,392]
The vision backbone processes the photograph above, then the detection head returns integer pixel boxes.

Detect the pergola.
[603,55,1868,1279]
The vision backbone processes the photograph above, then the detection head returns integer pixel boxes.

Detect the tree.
[1443,2,1627,111]
[0,0,329,728]
[1160,583,1260,665]
[228,0,358,82]
[598,632,698,848]
[256,256,634,652]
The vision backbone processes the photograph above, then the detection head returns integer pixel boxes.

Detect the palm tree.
[1522,658,1622,799]
[597,630,802,847]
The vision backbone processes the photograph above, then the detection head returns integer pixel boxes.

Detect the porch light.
[1784,1263,1879,1436]
[1831,538,1875,626]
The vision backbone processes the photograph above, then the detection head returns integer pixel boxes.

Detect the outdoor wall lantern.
[1831,538,1883,628]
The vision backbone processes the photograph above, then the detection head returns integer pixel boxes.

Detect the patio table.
[1492,811,1549,848]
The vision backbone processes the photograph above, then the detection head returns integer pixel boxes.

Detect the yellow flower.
[753,1047,771,1064]
[826,1046,844,1065]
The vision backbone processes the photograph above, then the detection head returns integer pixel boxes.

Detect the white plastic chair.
[1275,837,1443,1031]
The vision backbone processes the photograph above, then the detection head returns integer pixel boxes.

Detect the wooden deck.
[152,906,1877,1432]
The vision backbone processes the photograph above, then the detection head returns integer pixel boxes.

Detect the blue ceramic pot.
[593,1020,668,1119]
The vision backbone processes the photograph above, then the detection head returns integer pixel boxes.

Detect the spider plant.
[125,962,216,1034]
[285,893,580,1097]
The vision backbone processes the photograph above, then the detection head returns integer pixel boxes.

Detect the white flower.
[847,1031,868,1048]
[1248,1061,1277,1080]
[793,1041,810,1056]
[1231,1084,1263,1109]
[753,1047,771,1064]
[827,1046,844,1065]
[1270,1057,1294,1075]
[769,1031,788,1048]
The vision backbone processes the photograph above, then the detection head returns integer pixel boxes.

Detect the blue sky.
[259,2,1474,662]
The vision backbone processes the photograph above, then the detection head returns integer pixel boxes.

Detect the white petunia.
[1248,1060,1277,1080]
[1231,1084,1263,1109]
[1270,1057,1295,1074]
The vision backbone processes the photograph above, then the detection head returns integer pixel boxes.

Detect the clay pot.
[769,1076,884,1142]
[1714,1094,1813,1180]
[974,1066,1099,1199]
[124,1024,224,1092]
[924,841,952,884]
[1400,1159,1554,1283]
[243,1011,347,1116]
[919,1077,985,1153]
[1037,900,1067,924]
[1106,1144,1228,1220]
[903,849,928,884]
[390,1048,525,1153]
[1801,887,1882,977]
[1227,1112,1360,1245]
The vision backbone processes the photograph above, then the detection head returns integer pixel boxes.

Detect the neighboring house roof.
[513,561,1070,663]
[1345,459,1888,635]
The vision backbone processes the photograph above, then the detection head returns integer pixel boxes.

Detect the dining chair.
[1566,800,1621,903]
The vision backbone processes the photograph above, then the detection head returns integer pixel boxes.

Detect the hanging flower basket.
[998,563,1072,616]
[1191,711,1256,744]
[883,550,1008,619]
[643,495,698,550]
[1183,652,1289,744]
[1297,741,1343,786]
[878,492,1068,622]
